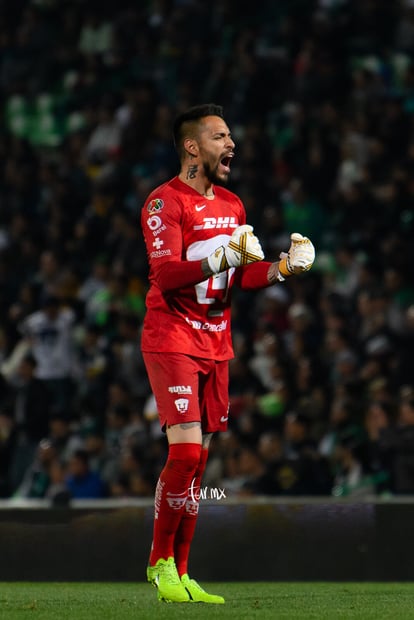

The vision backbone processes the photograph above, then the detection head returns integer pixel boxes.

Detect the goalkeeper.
[140,103,315,604]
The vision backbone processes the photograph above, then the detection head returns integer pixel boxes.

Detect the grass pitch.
[1,582,414,619]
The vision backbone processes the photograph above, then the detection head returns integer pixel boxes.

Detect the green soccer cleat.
[146,564,158,587]
[148,557,190,603]
[181,573,225,604]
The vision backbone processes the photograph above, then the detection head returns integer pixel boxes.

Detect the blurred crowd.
[1,0,414,503]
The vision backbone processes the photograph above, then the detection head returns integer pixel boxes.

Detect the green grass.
[1,582,414,619]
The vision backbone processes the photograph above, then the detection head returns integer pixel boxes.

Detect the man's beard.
[203,160,229,186]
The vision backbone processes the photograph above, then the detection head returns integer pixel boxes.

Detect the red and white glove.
[207,225,264,274]
[278,233,315,280]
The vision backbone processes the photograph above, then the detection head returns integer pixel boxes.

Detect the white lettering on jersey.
[193,216,238,231]
[154,479,165,519]
[150,249,172,258]
[185,317,228,332]
[168,385,192,394]
[152,225,166,236]
[147,215,167,236]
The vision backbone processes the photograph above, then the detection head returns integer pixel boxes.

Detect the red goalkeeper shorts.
[142,352,229,433]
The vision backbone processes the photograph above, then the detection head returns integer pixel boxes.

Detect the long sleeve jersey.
[141,176,272,360]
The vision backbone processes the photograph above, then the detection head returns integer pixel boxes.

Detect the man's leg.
[173,432,225,604]
[143,353,225,603]
[172,359,228,604]
[174,445,209,577]
[148,421,202,603]
[149,441,202,567]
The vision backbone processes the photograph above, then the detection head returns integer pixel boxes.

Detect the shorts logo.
[168,385,192,394]
[147,198,164,214]
[174,398,189,413]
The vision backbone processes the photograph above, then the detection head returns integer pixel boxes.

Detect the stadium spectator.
[6,354,51,491]
[47,411,84,465]
[395,305,414,388]
[359,399,393,494]
[15,438,58,499]
[18,295,76,412]
[72,321,111,418]
[85,273,145,334]
[77,256,110,308]
[331,432,371,498]
[378,395,414,494]
[0,412,14,497]
[282,411,332,494]
[65,449,107,499]
[109,313,150,402]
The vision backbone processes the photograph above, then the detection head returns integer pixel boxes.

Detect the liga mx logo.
[174,398,189,414]
[147,198,164,214]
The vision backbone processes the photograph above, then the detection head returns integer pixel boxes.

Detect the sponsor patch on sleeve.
[147,198,164,214]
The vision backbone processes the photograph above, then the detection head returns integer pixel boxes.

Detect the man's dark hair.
[173,103,224,158]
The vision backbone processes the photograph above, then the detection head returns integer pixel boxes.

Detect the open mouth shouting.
[219,152,234,175]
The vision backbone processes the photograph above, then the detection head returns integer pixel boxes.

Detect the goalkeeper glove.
[207,224,264,274]
[278,233,315,279]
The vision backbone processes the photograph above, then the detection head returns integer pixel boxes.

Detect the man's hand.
[278,233,315,278]
[207,225,264,274]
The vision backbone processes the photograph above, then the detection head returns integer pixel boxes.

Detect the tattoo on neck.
[187,165,198,180]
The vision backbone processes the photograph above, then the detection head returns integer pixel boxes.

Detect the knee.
[167,443,202,474]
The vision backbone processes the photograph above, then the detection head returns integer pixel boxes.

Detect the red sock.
[149,443,201,566]
[174,447,209,577]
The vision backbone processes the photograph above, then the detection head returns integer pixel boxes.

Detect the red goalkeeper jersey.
[141,176,270,360]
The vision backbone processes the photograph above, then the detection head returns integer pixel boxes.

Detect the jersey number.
[194,271,232,316]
